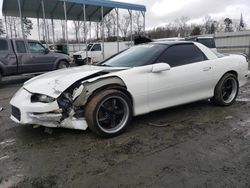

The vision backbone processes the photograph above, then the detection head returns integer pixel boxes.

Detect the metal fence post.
[115,8,119,53]
[63,1,69,45]
[4,15,8,38]
[89,21,92,41]
[37,17,40,41]
[128,10,133,46]
[142,11,145,35]
[83,4,88,63]
[51,18,55,44]
[41,0,48,47]
[101,6,104,60]
[17,0,25,39]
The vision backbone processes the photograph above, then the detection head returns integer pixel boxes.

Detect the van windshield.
[86,44,93,51]
[99,44,167,68]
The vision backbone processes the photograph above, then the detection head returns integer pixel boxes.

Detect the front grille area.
[73,55,81,60]
[12,106,21,121]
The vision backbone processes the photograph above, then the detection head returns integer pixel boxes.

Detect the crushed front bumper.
[10,88,88,130]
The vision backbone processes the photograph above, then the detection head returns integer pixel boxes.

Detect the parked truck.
[0,38,71,82]
[73,42,131,65]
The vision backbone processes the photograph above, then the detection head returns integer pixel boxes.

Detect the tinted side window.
[16,41,27,53]
[157,44,206,67]
[91,44,101,51]
[0,39,8,51]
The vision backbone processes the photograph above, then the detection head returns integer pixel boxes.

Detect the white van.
[73,42,131,65]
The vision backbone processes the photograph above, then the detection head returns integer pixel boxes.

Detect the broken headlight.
[31,94,55,103]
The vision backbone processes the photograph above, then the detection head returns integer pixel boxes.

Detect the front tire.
[57,60,70,69]
[85,90,132,138]
[212,73,239,106]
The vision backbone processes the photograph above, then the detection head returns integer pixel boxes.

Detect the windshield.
[100,44,167,68]
[86,44,93,51]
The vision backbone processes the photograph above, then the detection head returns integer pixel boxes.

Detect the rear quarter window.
[0,39,8,51]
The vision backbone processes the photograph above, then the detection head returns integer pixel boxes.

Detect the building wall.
[215,30,250,57]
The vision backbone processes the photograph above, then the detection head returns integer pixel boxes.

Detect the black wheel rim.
[221,78,237,103]
[96,96,129,134]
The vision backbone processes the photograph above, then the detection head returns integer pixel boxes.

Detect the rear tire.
[57,60,69,69]
[85,89,132,138]
[211,73,239,106]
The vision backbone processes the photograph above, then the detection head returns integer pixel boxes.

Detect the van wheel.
[57,60,69,69]
[85,89,132,138]
[211,73,239,106]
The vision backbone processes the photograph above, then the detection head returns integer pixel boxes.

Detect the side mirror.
[152,63,171,73]
[44,48,50,54]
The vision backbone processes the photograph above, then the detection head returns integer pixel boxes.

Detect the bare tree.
[202,16,217,34]
[118,15,130,39]
[174,16,190,37]
[224,18,233,32]
[72,20,83,43]
[80,21,89,42]
[61,20,66,42]
[191,26,202,36]
[94,22,100,40]
[22,17,33,38]
[40,21,46,42]
[133,11,143,35]
[104,12,116,39]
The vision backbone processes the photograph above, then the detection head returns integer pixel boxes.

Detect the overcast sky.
[119,0,250,28]
[0,0,250,39]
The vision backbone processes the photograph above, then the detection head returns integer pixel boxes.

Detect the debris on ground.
[44,127,53,134]
[33,125,41,129]
[148,122,170,127]
[225,116,233,120]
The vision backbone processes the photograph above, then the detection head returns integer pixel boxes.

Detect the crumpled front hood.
[24,65,126,98]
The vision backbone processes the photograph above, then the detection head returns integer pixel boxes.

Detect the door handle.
[203,67,211,71]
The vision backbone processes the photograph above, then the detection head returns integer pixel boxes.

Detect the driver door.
[27,41,56,72]
[148,44,214,112]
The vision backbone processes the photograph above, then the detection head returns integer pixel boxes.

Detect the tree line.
[147,16,246,39]
[0,13,246,42]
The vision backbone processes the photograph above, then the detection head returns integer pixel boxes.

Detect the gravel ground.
[0,75,250,188]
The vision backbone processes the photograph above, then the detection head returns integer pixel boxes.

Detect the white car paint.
[10,42,249,131]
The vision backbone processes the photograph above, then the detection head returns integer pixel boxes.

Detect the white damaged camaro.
[10,41,249,137]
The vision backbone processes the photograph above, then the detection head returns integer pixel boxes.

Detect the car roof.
[186,36,214,39]
[151,41,195,46]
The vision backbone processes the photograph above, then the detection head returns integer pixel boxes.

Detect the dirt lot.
[0,75,250,188]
